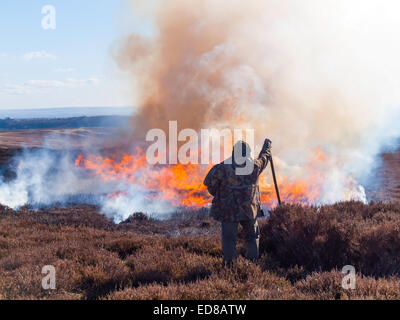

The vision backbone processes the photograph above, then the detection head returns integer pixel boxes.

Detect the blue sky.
[0,0,146,110]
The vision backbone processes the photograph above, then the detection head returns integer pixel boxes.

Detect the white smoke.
[0,143,172,223]
[101,184,173,223]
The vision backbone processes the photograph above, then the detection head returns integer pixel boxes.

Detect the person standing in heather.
[203,139,272,266]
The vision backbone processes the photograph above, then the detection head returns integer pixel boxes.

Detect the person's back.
[203,139,272,266]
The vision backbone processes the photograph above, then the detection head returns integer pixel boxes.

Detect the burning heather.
[74,144,340,203]
[1,0,400,221]
[73,148,320,209]
[74,150,212,208]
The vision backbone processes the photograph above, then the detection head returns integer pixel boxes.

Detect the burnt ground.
[0,127,116,149]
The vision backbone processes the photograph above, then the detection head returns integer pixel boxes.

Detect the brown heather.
[0,201,399,300]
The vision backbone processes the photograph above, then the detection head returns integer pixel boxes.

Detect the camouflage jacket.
[203,146,270,222]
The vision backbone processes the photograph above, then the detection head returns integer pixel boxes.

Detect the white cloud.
[22,50,57,62]
[0,78,101,95]
[0,84,31,95]
[54,67,75,73]
[0,52,7,58]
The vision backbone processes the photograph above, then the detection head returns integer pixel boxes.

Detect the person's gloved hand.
[262,139,272,158]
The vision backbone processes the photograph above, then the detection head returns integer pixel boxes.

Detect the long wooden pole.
[269,156,282,206]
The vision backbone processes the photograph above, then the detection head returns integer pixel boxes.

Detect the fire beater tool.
[269,155,282,206]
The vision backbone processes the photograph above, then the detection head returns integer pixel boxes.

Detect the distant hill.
[0,116,130,131]
[0,107,132,119]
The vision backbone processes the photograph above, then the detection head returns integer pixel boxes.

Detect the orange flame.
[74,147,328,209]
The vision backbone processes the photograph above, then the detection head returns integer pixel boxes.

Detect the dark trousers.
[221,219,260,265]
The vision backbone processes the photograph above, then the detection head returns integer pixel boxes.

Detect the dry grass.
[0,201,399,300]
[260,201,400,277]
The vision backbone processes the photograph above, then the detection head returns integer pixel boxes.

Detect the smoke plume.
[117,0,400,201]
